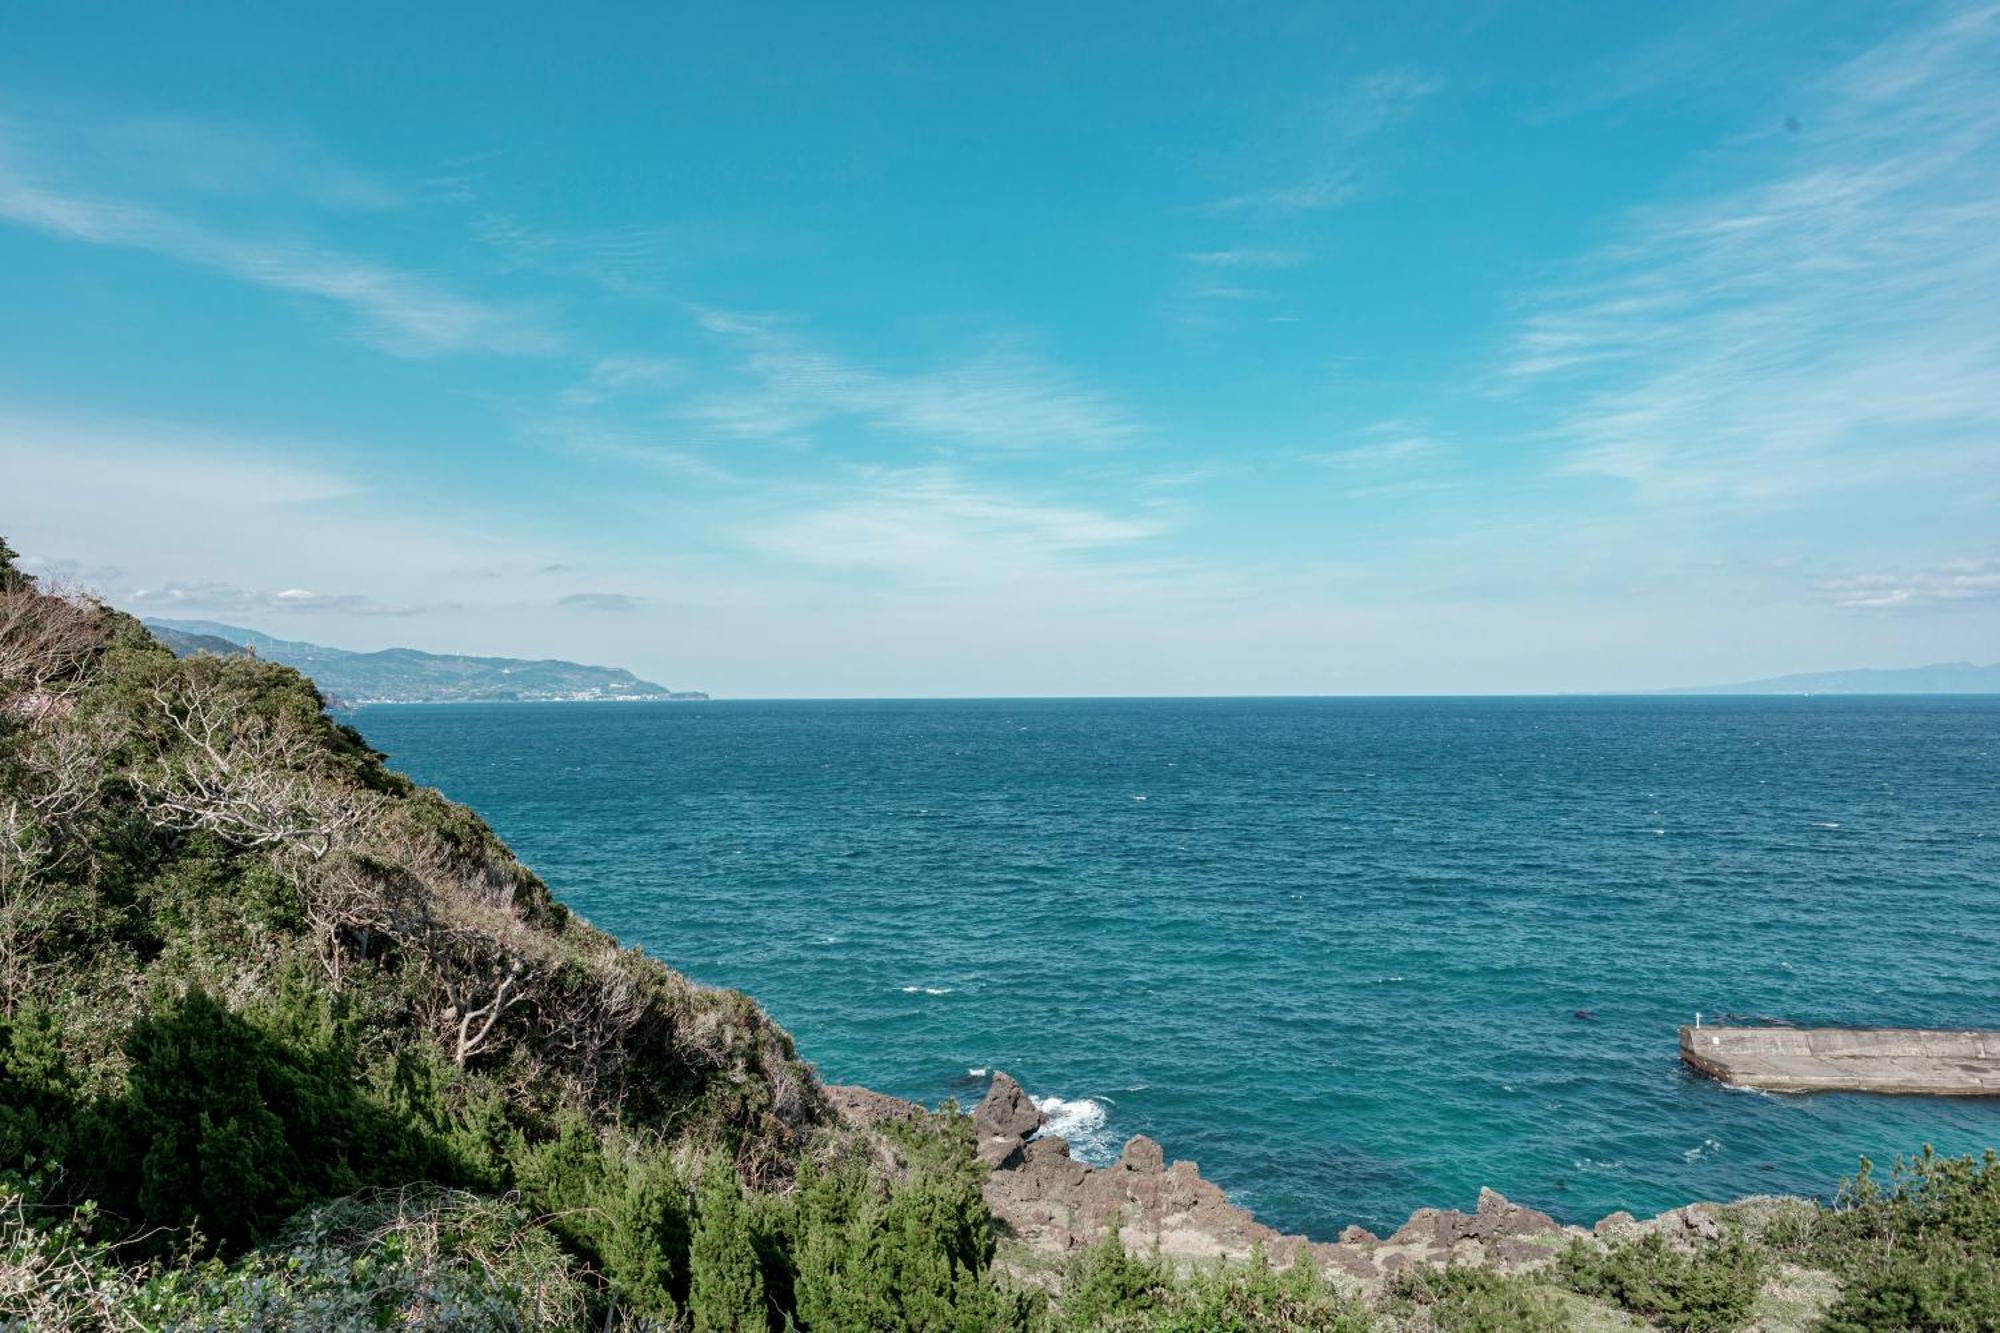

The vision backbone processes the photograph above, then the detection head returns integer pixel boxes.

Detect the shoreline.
[831,1073,1797,1284]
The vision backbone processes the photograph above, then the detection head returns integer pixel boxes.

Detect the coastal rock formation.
[830,1072,1587,1284]
[972,1072,1046,1166]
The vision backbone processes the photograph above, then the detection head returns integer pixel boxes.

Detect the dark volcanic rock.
[972,1072,1045,1167]
[831,1069,1622,1286]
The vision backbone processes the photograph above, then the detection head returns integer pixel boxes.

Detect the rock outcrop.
[830,1072,1588,1283]
[971,1073,1046,1167]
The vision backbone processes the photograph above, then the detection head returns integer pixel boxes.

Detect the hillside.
[4,539,1997,1331]
[145,618,708,704]
[1667,663,2000,694]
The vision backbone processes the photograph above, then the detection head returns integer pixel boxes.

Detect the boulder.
[973,1072,1045,1167]
[1118,1135,1165,1174]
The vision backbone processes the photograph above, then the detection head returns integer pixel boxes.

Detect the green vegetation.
[1385,1263,1571,1332]
[1,542,1995,1330]
[1768,1149,2000,1332]
[1053,1236,1372,1331]
[1556,1230,1765,1330]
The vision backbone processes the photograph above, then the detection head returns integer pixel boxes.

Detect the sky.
[3,1,1997,696]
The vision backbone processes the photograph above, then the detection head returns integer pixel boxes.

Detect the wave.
[1032,1092,1119,1165]
[899,985,954,996]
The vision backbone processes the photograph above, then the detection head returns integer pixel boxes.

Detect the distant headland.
[1665,662,2000,695]
[144,617,707,705]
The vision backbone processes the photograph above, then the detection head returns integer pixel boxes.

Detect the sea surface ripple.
[352,697,2000,1237]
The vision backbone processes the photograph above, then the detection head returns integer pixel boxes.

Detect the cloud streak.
[692,312,1139,452]
[1823,555,2000,609]
[1507,3,2000,511]
[0,127,556,358]
[745,468,1163,585]
[127,581,432,617]
[1200,67,1442,216]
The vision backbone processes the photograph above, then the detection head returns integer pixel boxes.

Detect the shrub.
[1057,1227,1166,1328]
[1556,1231,1763,1331]
[81,985,457,1251]
[1062,1242,1374,1332]
[688,1159,767,1332]
[1387,1261,1569,1332]
[147,1187,590,1331]
[1796,1148,2000,1332]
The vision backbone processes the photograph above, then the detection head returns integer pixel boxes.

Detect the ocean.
[349,696,2000,1238]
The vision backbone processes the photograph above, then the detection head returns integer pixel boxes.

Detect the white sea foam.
[1032,1093,1118,1164]
[900,986,954,996]
[967,1067,989,1077]
[1684,1137,1724,1160]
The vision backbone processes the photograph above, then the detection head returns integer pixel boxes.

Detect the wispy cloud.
[1182,248,1309,269]
[558,354,687,407]
[558,591,642,612]
[746,468,1163,584]
[1822,555,2000,609]
[0,119,556,357]
[692,312,1139,451]
[1507,3,2000,510]
[1306,426,1444,470]
[1200,67,1442,216]
[48,111,401,212]
[127,581,432,616]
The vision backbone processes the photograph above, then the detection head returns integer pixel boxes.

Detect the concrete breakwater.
[1680,1025,2000,1095]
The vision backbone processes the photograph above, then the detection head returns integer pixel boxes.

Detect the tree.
[129,671,374,860]
[689,1159,766,1332]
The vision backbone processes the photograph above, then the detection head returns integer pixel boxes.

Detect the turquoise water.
[351,697,2000,1237]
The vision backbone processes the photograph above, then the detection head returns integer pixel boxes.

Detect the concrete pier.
[1680,1025,2000,1095]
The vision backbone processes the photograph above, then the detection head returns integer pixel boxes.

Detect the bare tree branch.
[0,583,103,719]
[130,676,376,861]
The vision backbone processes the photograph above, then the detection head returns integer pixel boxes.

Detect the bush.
[688,1159,767,1332]
[81,985,457,1251]
[1556,1231,1763,1331]
[1057,1228,1166,1328]
[1058,1239,1373,1332]
[1794,1148,2000,1332]
[1387,1261,1570,1332]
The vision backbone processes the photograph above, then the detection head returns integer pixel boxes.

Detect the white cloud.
[691,312,1139,451]
[558,354,687,406]
[558,591,643,612]
[127,581,431,616]
[0,410,525,624]
[745,468,1164,585]
[1307,434,1442,469]
[0,127,556,358]
[1182,248,1309,269]
[43,111,402,212]
[1200,67,1441,215]
[1823,556,2000,609]
[1506,3,2000,511]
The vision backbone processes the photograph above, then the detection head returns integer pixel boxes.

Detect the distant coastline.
[144,616,707,705]
[1663,661,2000,695]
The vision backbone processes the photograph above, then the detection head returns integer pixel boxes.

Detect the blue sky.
[3,1,1996,695]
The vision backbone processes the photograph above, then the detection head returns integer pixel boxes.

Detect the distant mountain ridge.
[1667,662,2000,695]
[145,618,707,704]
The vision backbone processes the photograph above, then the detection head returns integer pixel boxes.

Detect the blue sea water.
[350,696,2000,1238]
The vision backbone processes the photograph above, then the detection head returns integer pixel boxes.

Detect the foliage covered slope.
[0,544,1018,1328]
